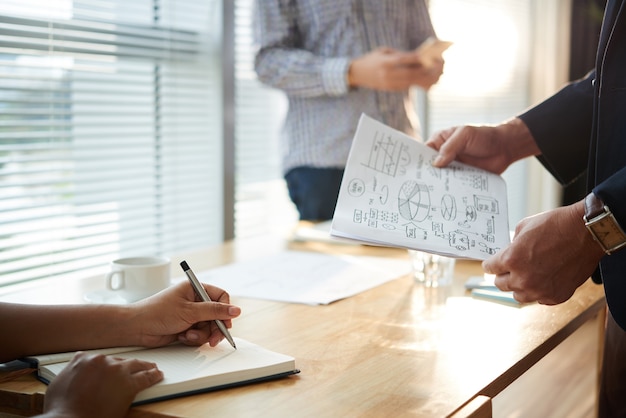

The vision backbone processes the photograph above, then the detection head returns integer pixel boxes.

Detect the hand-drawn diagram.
[362,130,411,176]
[331,115,511,260]
[398,181,430,222]
[474,195,499,214]
[347,179,366,197]
[440,194,456,221]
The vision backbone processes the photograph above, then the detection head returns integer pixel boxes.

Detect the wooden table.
[0,235,607,418]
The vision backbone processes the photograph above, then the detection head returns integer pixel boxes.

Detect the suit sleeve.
[517,72,595,186]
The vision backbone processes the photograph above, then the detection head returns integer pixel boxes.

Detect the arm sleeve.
[594,167,626,231]
[518,71,595,186]
[408,1,437,48]
[252,0,351,98]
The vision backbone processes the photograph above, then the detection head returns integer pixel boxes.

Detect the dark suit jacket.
[518,0,626,329]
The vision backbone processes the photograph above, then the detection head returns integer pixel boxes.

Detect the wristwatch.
[583,192,626,255]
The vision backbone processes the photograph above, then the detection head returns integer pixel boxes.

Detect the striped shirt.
[253,0,436,174]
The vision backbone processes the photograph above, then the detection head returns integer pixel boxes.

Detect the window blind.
[0,0,223,287]
[233,0,298,239]
[427,0,534,227]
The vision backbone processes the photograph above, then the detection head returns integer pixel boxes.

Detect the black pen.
[180,260,237,349]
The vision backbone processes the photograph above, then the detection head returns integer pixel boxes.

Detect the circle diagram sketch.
[347,178,366,197]
[441,194,457,221]
[398,181,430,222]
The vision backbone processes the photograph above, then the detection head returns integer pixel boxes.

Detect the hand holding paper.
[330,114,511,260]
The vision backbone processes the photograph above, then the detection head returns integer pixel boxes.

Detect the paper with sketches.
[193,250,410,305]
[330,114,510,260]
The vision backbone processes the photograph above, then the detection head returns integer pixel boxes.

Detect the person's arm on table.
[0,281,240,418]
[0,280,241,363]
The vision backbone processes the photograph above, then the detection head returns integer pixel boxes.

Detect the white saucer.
[84,289,133,304]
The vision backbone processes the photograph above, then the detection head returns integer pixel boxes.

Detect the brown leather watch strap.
[583,191,626,255]
[584,192,605,220]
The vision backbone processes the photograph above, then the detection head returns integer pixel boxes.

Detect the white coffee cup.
[105,256,171,302]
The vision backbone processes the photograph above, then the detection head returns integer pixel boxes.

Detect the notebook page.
[26,346,144,366]
[40,338,296,402]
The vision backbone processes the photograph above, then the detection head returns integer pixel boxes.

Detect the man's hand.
[427,118,603,306]
[484,201,605,304]
[348,47,443,91]
[426,118,541,173]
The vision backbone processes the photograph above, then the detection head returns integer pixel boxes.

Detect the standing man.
[254,1,445,221]
[426,1,626,415]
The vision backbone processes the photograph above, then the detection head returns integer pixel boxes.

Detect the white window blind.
[233,0,298,239]
[426,0,534,227]
[0,0,223,287]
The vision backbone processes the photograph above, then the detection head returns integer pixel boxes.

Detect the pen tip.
[180,260,189,271]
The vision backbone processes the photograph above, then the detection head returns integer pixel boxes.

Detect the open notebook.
[25,338,299,405]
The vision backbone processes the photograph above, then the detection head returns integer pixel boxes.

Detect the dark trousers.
[284,166,344,221]
[599,309,626,417]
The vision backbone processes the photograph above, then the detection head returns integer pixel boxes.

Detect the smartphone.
[415,37,453,68]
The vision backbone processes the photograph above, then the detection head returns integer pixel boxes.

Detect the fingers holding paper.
[426,125,506,173]
[482,204,604,305]
[426,118,541,174]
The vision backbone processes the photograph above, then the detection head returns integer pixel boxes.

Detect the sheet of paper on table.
[331,114,511,260]
[193,250,410,305]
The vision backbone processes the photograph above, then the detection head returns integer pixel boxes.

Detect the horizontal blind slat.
[0,0,223,288]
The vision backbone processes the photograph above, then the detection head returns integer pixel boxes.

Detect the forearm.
[255,49,350,98]
[495,117,542,162]
[253,0,350,98]
[0,303,138,362]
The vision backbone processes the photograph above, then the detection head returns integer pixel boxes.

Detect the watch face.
[590,213,626,251]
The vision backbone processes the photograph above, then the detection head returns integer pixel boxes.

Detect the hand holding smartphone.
[415,37,453,69]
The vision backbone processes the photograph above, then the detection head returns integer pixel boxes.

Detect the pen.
[180,260,237,349]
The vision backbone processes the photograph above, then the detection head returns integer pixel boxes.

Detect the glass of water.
[408,250,456,287]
